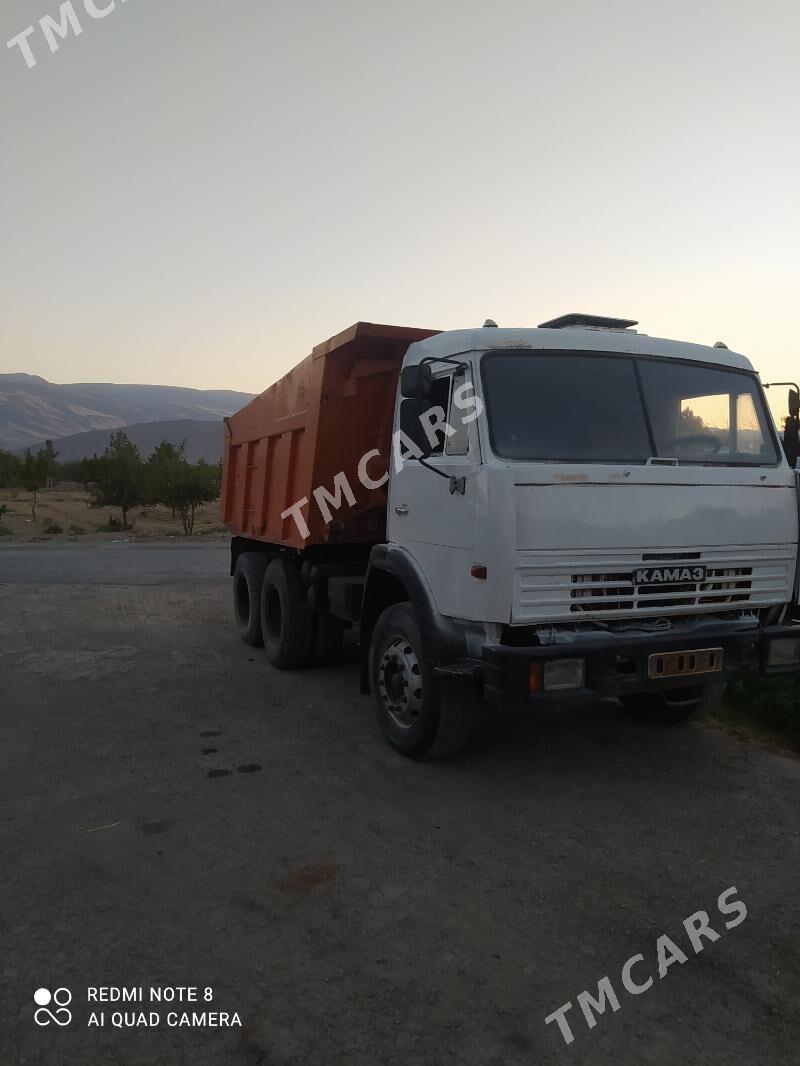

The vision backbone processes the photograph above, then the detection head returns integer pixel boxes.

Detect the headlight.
[543,658,586,691]
[767,637,800,667]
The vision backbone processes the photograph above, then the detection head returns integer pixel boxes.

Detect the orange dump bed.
[221,322,440,549]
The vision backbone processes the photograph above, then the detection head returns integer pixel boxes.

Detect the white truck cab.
[360,314,800,756]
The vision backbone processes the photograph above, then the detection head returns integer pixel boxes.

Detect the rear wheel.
[260,558,315,669]
[232,552,267,646]
[620,683,725,725]
[369,602,475,759]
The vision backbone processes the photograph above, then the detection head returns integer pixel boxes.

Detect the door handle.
[395,505,409,516]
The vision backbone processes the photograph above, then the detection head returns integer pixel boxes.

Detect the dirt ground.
[0,488,226,542]
[0,542,798,1066]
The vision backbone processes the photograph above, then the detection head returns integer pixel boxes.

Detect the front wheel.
[620,683,725,726]
[369,602,474,759]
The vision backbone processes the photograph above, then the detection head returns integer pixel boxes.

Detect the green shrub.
[96,514,133,532]
[67,524,85,536]
[723,678,800,750]
[42,520,64,534]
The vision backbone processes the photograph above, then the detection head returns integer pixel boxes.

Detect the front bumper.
[481,622,800,703]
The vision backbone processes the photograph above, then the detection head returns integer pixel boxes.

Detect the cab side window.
[445,371,470,456]
[420,370,472,458]
[425,375,454,457]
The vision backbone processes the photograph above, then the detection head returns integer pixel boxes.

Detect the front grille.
[513,546,793,624]
[570,564,752,614]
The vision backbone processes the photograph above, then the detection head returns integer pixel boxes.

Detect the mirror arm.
[418,456,451,480]
[416,457,467,496]
[420,356,469,374]
[763,381,800,394]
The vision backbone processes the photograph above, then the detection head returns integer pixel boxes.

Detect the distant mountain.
[16,419,226,464]
[0,372,253,451]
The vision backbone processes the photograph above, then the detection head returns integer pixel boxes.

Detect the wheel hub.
[377,636,423,730]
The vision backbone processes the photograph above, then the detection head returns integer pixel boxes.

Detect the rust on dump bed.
[220,322,440,549]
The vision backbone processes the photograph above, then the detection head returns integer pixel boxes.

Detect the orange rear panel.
[221,322,439,549]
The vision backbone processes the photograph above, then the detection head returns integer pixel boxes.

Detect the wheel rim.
[377,635,423,729]
[265,586,282,645]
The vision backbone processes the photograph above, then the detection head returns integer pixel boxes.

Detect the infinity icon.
[34,987,72,1027]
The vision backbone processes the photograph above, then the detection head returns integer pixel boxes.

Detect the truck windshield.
[480,351,779,465]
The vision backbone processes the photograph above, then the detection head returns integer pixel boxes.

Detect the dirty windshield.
[481,350,778,465]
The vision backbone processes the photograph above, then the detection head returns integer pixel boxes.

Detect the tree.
[21,450,48,520]
[679,406,705,436]
[54,458,91,486]
[144,441,221,534]
[144,440,187,518]
[88,431,144,530]
[39,440,59,488]
[0,450,21,490]
[173,458,221,534]
[80,454,102,491]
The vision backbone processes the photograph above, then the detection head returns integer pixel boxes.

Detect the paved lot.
[1,544,798,1065]
[0,541,228,585]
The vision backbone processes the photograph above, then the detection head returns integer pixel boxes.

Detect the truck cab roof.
[406,325,755,374]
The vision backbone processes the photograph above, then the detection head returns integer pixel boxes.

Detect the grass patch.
[42,520,64,535]
[713,678,800,753]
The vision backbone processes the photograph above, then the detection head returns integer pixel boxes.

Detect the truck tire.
[260,558,316,669]
[233,552,267,646]
[314,612,345,665]
[369,602,474,759]
[620,682,725,726]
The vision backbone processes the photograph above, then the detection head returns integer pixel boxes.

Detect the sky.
[1,0,799,413]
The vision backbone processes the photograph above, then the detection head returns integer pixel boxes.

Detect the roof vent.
[538,313,638,331]
[483,318,498,328]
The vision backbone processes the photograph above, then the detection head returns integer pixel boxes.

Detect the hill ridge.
[14,418,226,464]
[0,372,253,451]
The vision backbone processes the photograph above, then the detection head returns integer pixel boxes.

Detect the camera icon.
[34,988,72,1027]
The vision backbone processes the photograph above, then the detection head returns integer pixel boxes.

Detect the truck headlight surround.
[767,636,800,667]
[543,658,586,691]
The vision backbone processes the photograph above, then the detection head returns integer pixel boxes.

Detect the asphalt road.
[0,541,228,585]
[1,543,798,1065]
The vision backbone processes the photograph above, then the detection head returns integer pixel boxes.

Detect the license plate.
[647,647,723,679]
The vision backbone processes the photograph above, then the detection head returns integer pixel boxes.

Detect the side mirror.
[400,362,432,399]
[783,417,799,468]
[400,398,434,457]
[789,389,799,419]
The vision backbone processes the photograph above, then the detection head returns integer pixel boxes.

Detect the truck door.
[387,364,481,614]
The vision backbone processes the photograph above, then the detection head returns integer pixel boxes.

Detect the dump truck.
[221,315,800,758]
